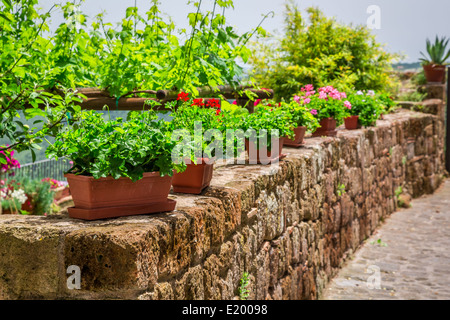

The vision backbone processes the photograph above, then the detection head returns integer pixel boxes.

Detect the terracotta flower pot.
[245,137,286,164]
[65,172,176,220]
[284,126,307,147]
[344,115,361,130]
[311,118,337,137]
[423,64,446,83]
[172,158,214,194]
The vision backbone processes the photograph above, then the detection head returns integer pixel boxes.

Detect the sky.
[36,0,450,63]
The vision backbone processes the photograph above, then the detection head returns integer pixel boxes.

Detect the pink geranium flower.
[311,109,318,115]
[344,101,352,109]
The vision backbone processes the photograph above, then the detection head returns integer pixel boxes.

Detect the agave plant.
[420,36,450,65]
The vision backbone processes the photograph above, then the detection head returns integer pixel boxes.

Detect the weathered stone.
[0,109,445,301]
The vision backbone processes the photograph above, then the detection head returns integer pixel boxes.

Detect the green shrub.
[250,2,399,100]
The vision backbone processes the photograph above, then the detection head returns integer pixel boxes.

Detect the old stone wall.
[0,106,446,300]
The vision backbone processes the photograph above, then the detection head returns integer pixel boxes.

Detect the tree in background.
[249,2,399,100]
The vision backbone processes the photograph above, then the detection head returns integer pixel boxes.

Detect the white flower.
[356,90,364,95]
[367,90,375,96]
[11,189,27,205]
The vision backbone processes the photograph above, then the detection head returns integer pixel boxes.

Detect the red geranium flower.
[191,98,204,107]
[206,98,220,109]
[177,92,189,102]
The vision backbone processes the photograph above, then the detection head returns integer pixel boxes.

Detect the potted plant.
[42,178,70,201]
[0,177,54,215]
[1,181,29,215]
[420,36,450,83]
[346,90,384,128]
[168,93,224,194]
[241,104,294,164]
[281,97,320,147]
[45,109,183,220]
[295,85,349,137]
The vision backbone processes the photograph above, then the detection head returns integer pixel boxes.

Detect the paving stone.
[321,180,450,300]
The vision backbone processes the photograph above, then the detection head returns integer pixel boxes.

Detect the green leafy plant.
[220,100,249,117]
[394,186,403,198]
[370,238,388,247]
[346,90,384,127]
[250,2,399,100]
[0,0,84,163]
[337,183,346,197]
[280,99,320,132]
[1,0,268,164]
[47,0,268,98]
[396,90,427,102]
[239,271,250,300]
[241,104,295,151]
[402,156,407,165]
[168,93,225,162]
[377,92,397,114]
[420,36,450,65]
[1,177,53,215]
[46,109,184,182]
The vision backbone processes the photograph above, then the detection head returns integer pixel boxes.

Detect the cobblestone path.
[321,179,450,300]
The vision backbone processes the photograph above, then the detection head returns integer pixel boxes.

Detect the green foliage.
[1,0,264,164]
[241,105,295,150]
[370,238,388,247]
[250,2,398,100]
[0,0,83,161]
[394,186,403,204]
[1,176,53,215]
[239,271,250,300]
[396,90,427,102]
[46,109,183,181]
[420,35,450,65]
[377,92,397,114]
[337,183,346,197]
[346,91,384,127]
[280,100,320,132]
[168,95,224,161]
[220,100,249,117]
[47,0,263,98]
[412,70,427,86]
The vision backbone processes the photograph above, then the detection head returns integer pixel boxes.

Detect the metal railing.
[9,158,72,181]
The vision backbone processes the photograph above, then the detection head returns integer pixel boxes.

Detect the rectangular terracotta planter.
[65,172,175,220]
[172,158,214,194]
[284,126,307,147]
[245,137,286,164]
[311,118,337,137]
